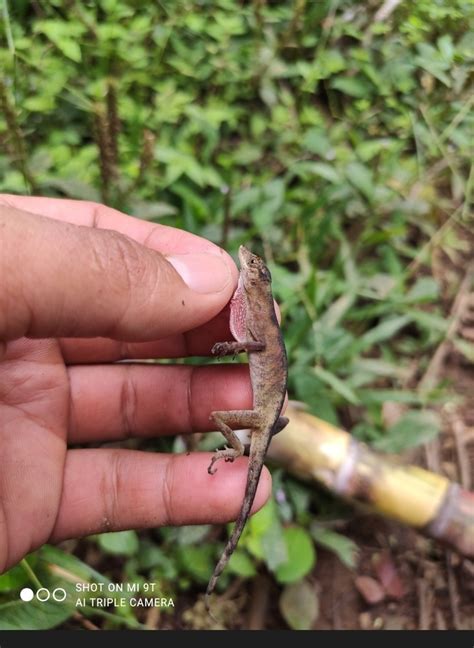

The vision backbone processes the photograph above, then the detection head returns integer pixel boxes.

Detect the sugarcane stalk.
[267,403,473,557]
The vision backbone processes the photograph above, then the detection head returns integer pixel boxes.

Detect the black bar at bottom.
[0,630,472,647]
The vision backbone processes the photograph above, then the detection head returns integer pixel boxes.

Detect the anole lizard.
[205,245,288,614]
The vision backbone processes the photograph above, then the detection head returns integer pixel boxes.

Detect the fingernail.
[167,253,232,294]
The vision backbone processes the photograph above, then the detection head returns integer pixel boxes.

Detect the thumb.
[0,205,237,343]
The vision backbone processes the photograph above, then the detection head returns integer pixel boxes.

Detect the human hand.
[0,195,271,573]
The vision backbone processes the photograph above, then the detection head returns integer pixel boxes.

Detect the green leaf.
[437,35,454,62]
[174,525,210,546]
[55,38,82,63]
[246,499,287,570]
[137,542,171,571]
[35,20,83,62]
[350,358,408,380]
[39,545,109,584]
[23,95,56,112]
[0,598,73,630]
[279,580,319,630]
[452,338,474,363]
[304,162,341,183]
[374,410,441,453]
[0,562,31,592]
[302,128,331,156]
[0,543,150,630]
[358,389,422,405]
[318,294,356,330]
[408,309,448,334]
[293,371,339,425]
[232,185,261,215]
[177,544,214,584]
[346,162,374,201]
[231,143,262,165]
[356,138,396,161]
[331,76,371,97]
[252,179,285,232]
[134,200,178,220]
[405,277,439,303]
[310,526,358,569]
[96,531,139,557]
[360,273,397,299]
[275,527,316,584]
[43,178,101,202]
[358,315,412,350]
[227,550,257,578]
[285,479,312,519]
[313,366,360,406]
[415,43,451,86]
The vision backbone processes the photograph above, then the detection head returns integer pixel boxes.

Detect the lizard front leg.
[212,340,265,357]
[208,410,261,474]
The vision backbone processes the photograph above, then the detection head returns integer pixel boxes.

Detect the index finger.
[0,197,238,344]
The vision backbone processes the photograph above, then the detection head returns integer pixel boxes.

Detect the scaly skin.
[205,245,288,616]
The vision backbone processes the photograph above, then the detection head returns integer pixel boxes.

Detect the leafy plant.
[0,0,471,629]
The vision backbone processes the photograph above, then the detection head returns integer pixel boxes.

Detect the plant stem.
[20,559,43,589]
[1,0,15,55]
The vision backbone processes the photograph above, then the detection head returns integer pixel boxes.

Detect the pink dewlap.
[229,279,247,342]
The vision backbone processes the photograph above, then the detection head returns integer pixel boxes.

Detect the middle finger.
[68,363,252,443]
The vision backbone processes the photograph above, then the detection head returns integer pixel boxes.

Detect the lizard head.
[238,245,272,290]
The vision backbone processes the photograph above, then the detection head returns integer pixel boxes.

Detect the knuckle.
[186,366,197,432]
[85,201,103,228]
[101,450,122,530]
[90,229,139,282]
[86,230,149,334]
[0,211,26,340]
[161,458,175,526]
[119,366,138,439]
[91,228,166,301]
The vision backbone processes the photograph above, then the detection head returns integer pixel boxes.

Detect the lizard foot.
[207,448,240,475]
[212,340,264,357]
[211,342,233,357]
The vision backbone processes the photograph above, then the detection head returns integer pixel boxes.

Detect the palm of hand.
[0,337,67,571]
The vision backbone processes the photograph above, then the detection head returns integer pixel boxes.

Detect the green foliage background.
[0,0,472,630]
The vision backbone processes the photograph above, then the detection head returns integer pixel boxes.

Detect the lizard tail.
[205,432,270,617]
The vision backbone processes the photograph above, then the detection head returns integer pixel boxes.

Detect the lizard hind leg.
[208,410,261,475]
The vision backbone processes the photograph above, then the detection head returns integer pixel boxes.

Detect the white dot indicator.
[20,587,34,602]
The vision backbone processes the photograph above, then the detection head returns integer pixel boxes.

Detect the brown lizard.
[205,245,288,615]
